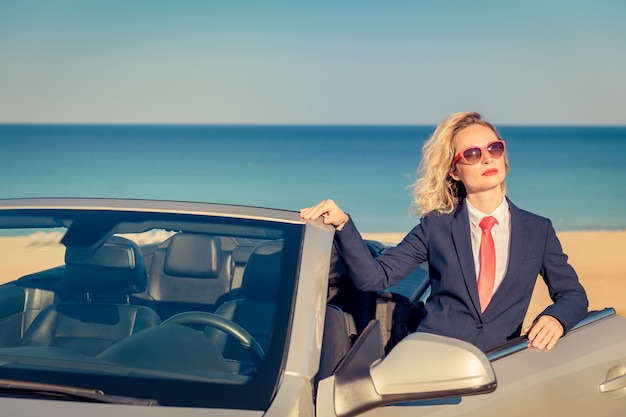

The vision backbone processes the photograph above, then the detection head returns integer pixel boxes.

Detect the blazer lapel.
[503,201,527,284]
[450,201,482,314]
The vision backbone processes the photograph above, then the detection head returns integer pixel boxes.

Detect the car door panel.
[358,313,626,417]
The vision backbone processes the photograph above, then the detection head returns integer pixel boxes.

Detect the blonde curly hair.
[410,112,509,216]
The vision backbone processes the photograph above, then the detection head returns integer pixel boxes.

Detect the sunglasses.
[453,140,506,165]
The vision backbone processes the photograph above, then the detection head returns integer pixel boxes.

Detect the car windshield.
[0,204,303,409]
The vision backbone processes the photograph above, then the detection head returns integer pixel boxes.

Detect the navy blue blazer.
[334,198,588,350]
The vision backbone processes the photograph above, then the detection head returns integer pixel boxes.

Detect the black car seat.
[210,240,283,362]
[145,233,233,319]
[21,236,161,356]
[315,304,357,390]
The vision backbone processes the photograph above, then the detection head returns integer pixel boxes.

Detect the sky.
[0,0,625,125]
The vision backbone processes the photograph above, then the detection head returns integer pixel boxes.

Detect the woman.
[300,112,588,351]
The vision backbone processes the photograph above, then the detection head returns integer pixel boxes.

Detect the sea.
[0,124,625,233]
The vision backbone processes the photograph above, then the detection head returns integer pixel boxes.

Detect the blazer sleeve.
[334,215,429,292]
[536,220,589,333]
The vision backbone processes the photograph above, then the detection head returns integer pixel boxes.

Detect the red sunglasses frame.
[453,140,506,165]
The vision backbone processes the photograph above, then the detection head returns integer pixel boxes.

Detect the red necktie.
[478,216,498,313]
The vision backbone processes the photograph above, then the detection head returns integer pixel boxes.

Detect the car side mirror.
[318,321,497,417]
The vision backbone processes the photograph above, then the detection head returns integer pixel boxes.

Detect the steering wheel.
[161,311,265,365]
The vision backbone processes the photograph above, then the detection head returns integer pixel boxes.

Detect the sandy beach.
[363,230,626,328]
[1,230,625,330]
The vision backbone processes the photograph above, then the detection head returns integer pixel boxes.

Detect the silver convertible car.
[0,198,624,416]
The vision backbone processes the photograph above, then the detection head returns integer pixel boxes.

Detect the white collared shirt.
[466,197,511,295]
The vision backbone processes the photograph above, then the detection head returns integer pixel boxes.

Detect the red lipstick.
[482,168,498,176]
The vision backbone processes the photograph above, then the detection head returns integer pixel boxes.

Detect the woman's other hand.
[300,199,350,230]
[522,315,565,351]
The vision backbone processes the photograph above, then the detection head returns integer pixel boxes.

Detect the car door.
[359,309,626,417]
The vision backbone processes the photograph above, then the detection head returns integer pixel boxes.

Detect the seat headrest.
[64,236,147,294]
[241,241,283,300]
[164,233,220,278]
